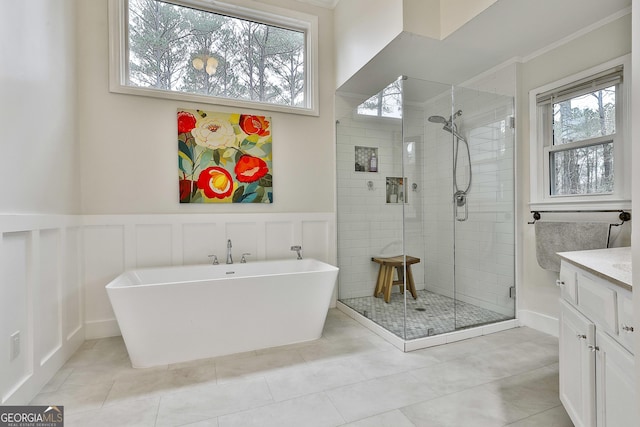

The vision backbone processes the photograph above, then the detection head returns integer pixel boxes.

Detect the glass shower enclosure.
[336,76,515,346]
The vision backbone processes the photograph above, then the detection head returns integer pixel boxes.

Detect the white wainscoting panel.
[302,220,330,262]
[0,215,84,405]
[83,225,125,338]
[0,231,31,403]
[35,229,62,366]
[266,222,295,260]
[135,224,173,268]
[182,223,218,265]
[63,227,82,340]
[226,222,261,261]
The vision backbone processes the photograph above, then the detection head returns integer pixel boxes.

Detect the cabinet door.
[559,260,579,305]
[560,299,596,427]
[595,331,637,427]
[616,293,635,354]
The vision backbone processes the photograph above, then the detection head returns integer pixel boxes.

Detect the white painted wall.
[402,0,440,40]
[76,0,335,215]
[0,0,80,214]
[0,0,84,405]
[439,0,497,39]
[334,0,403,90]
[518,14,632,328]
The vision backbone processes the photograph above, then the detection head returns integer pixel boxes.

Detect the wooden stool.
[371,255,420,303]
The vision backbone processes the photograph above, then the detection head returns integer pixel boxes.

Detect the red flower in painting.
[179,179,194,202]
[239,115,270,137]
[235,155,269,183]
[197,167,234,199]
[178,111,197,134]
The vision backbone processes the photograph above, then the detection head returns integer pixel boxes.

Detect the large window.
[530,57,630,209]
[109,0,318,115]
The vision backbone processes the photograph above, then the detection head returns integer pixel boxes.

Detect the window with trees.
[357,80,403,119]
[109,0,318,114]
[530,58,630,208]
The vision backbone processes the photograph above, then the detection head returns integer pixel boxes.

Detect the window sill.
[529,198,631,212]
[109,84,319,117]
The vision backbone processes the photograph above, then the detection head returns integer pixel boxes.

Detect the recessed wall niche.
[354,146,378,172]
[386,177,407,203]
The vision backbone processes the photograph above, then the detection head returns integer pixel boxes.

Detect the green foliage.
[258,174,272,188]
[232,186,245,203]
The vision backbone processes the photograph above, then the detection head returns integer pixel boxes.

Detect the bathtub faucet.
[291,245,302,260]
[226,239,233,264]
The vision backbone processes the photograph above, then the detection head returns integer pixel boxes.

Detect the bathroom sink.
[612,262,632,273]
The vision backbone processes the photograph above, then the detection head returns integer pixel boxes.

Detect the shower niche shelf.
[355,146,378,172]
[386,177,407,204]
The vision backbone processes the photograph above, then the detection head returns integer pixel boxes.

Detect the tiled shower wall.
[336,104,426,299]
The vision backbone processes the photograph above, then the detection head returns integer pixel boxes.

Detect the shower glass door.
[402,77,516,338]
[403,77,457,338]
[336,75,515,342]
[335,79,407,339]
[451,86,516,330]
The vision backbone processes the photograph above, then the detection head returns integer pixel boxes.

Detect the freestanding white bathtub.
[105,259,339,368]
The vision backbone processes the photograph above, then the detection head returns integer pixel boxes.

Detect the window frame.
[108,0,319,116]
[529,55,631,210]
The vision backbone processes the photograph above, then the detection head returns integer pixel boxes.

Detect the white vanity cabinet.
[559,299,596,427]
[558,256,635,427]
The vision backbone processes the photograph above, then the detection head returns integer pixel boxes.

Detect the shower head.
[428,115,447,124]
[429,110,462,125]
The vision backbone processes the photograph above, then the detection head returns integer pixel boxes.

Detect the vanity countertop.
[557,247,632,292]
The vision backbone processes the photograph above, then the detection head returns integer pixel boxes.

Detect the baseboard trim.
[518,310,559,337]
[85,319,121,339]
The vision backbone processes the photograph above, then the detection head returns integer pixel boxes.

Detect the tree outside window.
[127,0,307,108]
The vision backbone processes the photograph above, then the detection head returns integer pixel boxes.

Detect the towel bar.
[527,210,631,225]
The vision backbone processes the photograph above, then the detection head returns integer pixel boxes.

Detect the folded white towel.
[535,221,610,272]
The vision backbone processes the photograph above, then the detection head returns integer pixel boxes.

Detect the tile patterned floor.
[340,290,514,339]
[31,309,574,427]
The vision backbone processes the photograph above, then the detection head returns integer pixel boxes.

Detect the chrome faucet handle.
[208,254,219,265]
[290,245,302,260]
[241,253,251,263]
[226,239,233,264]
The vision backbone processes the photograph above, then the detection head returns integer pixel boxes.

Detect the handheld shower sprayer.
[427,109,472,221]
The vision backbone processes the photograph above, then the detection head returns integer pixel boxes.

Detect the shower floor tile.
[340,290,513,340]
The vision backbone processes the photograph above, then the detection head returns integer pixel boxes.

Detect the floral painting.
[178,109,273,203]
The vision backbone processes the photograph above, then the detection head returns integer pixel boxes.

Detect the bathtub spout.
[291,245,302,260]
[226,239,233,264]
